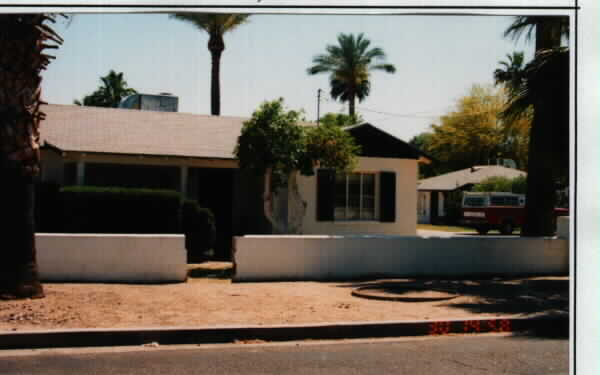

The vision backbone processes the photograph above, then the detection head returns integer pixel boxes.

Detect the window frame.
[334,171,378,221]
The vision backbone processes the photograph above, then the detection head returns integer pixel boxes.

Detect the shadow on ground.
[339,277,569,338]
[188,262,234,279]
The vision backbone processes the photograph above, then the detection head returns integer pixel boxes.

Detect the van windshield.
[464,197,486,207]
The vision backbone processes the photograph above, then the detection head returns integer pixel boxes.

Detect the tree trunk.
[0,14,62,299]
[0,170,43,299]
[348,93,356,118]
[521,18,563,236]
[208,34,224,116]
[262,169,306,234]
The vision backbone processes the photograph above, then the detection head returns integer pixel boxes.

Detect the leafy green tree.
[170,13,249,116]
[74,70,137,108]
[307,33,396,117]
[422,85,530,174]
[319,112,363,127]
[409,132,438,178]
[502,16,569,236]
[0,14,64,299]
[235,98,359,233]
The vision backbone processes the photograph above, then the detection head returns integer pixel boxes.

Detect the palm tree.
[502,16,569,236]
[0,14,63,299]
[307,33,396,117]
[170,13,249,116]
[74,70,137,107]
[494,51,526,96]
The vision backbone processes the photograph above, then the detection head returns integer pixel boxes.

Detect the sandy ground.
[0,263,568,332]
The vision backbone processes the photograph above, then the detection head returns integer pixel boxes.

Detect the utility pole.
[316,88,322,126]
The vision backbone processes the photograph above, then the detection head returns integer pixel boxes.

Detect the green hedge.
[182,200,216,262]
[35,184,217,261]
[59,186,183,234]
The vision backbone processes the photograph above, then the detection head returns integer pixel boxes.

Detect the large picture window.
[334,172,376,220]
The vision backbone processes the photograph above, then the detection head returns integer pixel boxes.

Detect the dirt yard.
[0,263,568,332]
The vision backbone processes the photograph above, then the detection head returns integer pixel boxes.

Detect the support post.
[180,166,188,198]
[76,161,85,186]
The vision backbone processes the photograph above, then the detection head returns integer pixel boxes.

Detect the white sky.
[43,13,536,141]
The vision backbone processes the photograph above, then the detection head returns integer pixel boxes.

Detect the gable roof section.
[345,122,431,160]
[40,104,247,159]
[40,105,426,162]
[418,165,526,192]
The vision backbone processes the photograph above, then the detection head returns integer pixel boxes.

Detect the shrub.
[472,175,527,195]
[34,181,62,232]
[510,175,527,194]
[472,176,513,193]
[182,200,216,262]
[59,186,183,233]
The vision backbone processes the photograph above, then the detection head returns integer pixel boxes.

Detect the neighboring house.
[417,165,526,224]
[39,104,429,255]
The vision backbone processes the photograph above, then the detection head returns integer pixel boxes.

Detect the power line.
[319,96,500,120]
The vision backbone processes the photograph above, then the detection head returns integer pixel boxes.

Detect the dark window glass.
[334,173,376,220]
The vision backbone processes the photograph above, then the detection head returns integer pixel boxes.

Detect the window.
[464,197,486,207]
[334,172,376,220]
[316,169,395,223]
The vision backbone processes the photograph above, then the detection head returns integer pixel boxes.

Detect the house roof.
[418,165,526,192]
[39,104,422,161]
[345,123,432,161]
[40,104,247,159]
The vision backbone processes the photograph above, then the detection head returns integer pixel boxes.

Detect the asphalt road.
[0,335,568,375]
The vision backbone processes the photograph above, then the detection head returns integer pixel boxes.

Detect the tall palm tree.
[170,13,249,116]
[307,33,396,117]
[0,14,63,299]
[502,16,569,236]
[494,51,526,96]
[74,70,137,107]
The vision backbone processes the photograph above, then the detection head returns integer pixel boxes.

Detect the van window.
[506,196,519,206]
[490,197,506,206]
[464,197,486,207]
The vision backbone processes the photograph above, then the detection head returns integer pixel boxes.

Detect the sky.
[43,12,535,141]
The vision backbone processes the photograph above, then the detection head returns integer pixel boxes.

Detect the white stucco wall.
[36,234,188,283]
[297,157,418,235]
[233,235,568,281]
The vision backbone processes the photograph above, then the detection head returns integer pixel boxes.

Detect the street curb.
[0,315,568,350]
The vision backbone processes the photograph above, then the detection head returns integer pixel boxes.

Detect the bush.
[472,175,528,194]
[510,175,527,194]
[59,186,183,233]
[182,200,216,262]
[472,176,513,193]
[34,181,61,232]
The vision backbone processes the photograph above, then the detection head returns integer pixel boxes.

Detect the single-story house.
[39,104,430,256]
[417,165,526,224]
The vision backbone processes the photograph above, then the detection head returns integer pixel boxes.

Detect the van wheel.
[476,226,489,235]
[500,221,514,235]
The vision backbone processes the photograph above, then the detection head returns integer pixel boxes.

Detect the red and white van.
[460,192,568,235]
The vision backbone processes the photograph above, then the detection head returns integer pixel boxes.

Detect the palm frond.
[307,32,395,114]
[170,13,249,34]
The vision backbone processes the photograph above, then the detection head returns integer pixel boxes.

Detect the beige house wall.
[297,157,418,236]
